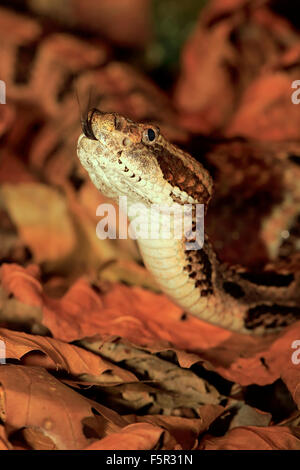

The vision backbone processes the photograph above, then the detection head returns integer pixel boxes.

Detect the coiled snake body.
[77,109,300,335]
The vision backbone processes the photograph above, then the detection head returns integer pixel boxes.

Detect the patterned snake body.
[77,109,300,335]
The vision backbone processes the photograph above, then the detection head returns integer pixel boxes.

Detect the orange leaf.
[124,405,224,450]
[1,183,76,262]
[0,328,137,384]
[0,364,127,450]
[199,425,300,450]
[84,423,177,450]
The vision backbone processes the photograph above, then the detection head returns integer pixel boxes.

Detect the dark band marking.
[240,271,294,287]
[154,144,211,205]
[223,281,245,299]
[245,304,300,330]
[184,246,213,297]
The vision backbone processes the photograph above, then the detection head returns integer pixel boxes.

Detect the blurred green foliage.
[146,0,207,77]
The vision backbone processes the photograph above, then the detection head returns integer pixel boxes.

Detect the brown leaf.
[1,184,76,262]
[226,72,300,140]
[0,364,127,450]
[175,0,300,135]
[227,402,272,429]
[80,337,222,415]
[2,263,300,400]
[0,328,137,384]
[199,425,300,450]
[124,405,224,450]
[0,263,231,347]
[27,0,151,47]
[0,424,11,450]
[175,19,236,133]
[84,422,177,450]
[210,322,300,397]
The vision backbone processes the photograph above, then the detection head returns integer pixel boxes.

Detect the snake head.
[77,108,213,208]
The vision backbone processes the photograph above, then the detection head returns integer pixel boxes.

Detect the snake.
[77,108,300,335]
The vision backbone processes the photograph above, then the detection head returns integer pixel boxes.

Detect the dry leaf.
[0,328,137,384]
[2,263,300,396]
[84,422,177,450]
[124,405,224,450]
[27,0,151,47]
[0,364,127,450]
[199,425,300,450]
[226,72,300,140]
[0,424,11,450]
[1,184,76,262]
[175,19,235,133]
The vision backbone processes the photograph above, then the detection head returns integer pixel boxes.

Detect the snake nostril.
[114,115,123,131]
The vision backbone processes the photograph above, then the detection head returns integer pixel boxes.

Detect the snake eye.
[143,127,159,144]
[147,129,156,141]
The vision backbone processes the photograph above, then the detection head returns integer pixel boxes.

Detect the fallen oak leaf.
[175,0,300,136]
[51,281,300,402]
[199,425,300,450]
[27,0,151,48]
[123,405,224,450]
[0,264,45,332]
[0,263,177,345]
[77,337,225,416]
[175,18,236,133]
[0,364,127,450]
[227,402,272,430]
[77,336,224,417]
[43,279,160,344]
[2,262,299,397]
[0,328,137,384]
[226,72,300,140]
[0,423,11,450]
[45,279,232,349]
[206,321,300,399]
[16,427,57,450]
[1,183,76,263]
[84,422,178,450]
[81,338,221,407]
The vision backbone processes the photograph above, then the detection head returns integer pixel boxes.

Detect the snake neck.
[127,203,300,335]
[77,110,300,336]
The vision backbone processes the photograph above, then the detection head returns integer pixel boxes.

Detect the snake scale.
[77,109,300,335]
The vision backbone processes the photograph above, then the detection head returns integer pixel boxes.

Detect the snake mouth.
[77,134,155,204]
[114,150,143,183]
[77,133,86,148]
[77,133,101,152]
